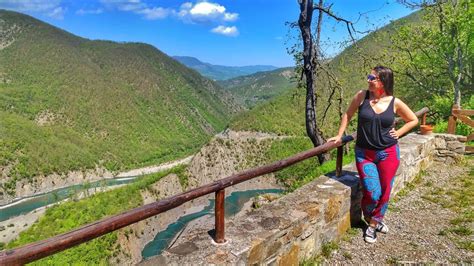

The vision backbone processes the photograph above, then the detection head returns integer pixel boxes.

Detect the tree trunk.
[453,40,463,107]
[298,0,330,164]
[454,72,462,108]
[443,0,463,108]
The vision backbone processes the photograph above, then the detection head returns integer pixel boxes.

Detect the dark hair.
[373,65,394,95]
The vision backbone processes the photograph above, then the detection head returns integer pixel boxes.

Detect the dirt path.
[325,156,474,264]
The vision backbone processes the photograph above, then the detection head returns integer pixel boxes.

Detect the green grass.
[342,251,352,260]
[321,242,339,258]
[341,227,359,242]
[301,241,339,265]
[177,172,189,189]
[302,227,357,264]
[448,226,473,236]
[7,165,187,265]
[423,156,474,251]
[386,256,400,264]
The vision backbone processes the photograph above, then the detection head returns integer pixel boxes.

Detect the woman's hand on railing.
[327,135,343,145]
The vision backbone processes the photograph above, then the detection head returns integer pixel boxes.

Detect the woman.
[328,66,418,243]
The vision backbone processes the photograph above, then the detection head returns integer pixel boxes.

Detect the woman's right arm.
[327,90,365,144]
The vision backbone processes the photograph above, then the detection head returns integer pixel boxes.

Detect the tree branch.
[317,61,343,125]
[312,5,356,42]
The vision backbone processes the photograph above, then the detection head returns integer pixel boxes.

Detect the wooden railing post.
[336,146,343,177]
[447,115,457,134]
[448,104,460,134]
[215,189,225,243]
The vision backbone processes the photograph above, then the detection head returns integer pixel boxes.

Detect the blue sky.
[0,0,415,67]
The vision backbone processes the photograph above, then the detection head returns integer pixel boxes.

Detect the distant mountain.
[0,10,242,191]
[172,56,279,80]
[218,67,296,108]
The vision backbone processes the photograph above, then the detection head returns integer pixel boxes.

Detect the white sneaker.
[376,221,389,234]
[364,226,377,243]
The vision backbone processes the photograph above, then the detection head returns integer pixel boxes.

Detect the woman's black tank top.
[356,90,398,150]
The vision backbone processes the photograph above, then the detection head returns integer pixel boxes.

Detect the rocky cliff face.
[112,130,284,264]
[186,129,284,190]
[0,17,21,50]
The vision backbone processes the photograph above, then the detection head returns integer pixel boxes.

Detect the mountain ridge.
[173,55,280,80]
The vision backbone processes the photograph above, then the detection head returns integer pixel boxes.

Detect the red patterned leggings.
[355,144,400,223]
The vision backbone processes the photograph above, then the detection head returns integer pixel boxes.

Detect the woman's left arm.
[390,98,419,139]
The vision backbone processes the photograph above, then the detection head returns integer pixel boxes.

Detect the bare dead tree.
[298,0,329,164]
[297,0,363,164]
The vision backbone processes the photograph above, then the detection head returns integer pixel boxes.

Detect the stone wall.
[141,133,465,265]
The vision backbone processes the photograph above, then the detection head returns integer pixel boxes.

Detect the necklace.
[370,93,386,104]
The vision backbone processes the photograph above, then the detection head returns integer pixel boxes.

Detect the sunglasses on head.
[367,74,377,81]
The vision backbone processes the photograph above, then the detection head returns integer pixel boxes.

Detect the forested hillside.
[218,67,296,108]
[0,10,241,193]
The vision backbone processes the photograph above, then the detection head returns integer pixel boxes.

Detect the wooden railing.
[448,104,474,154]
[0,108,429,265]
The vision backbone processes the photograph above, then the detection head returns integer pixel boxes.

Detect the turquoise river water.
[0,177,137,222]
[141,188,282,259]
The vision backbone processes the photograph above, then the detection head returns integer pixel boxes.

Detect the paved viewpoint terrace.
[140,133,470,265]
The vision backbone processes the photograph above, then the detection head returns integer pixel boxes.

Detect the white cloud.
[180,2,193,10]
[137,7,170,20]
[76,8,104,15]
[1,0,240,34]
[179,1,239,23]
[0,0,62,12]
[47,6,66,19]
[190,2,225,16]
[99,0,170,20]
[211,25,238,37]
[223,12,238,22]
[0,0,67,19]
[99,0,145,12]
[87,0,239,26]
